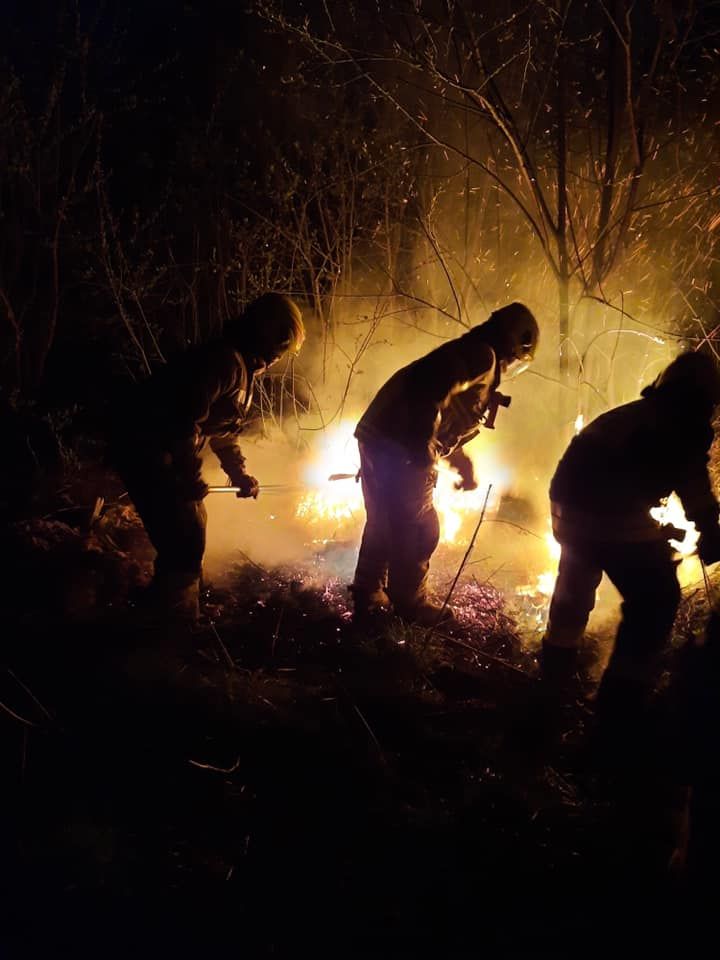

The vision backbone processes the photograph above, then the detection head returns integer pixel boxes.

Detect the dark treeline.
[1,0,719,431]
[0,0,409,412]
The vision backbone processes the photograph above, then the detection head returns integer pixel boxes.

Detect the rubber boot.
[130,573,200,625]
[528,640,582,750]
[591,667,652,765]
[350,585,392,627]
[538,640,581,699]
[165,576,200,624]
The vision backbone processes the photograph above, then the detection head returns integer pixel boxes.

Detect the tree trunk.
[556,21,573,427]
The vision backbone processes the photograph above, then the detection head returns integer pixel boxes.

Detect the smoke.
[203,434,321,571]
[201,255,686,646]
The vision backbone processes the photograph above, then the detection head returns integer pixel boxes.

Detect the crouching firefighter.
[540,350,720,732]
[107,293,305,622]
[351,302,539,627]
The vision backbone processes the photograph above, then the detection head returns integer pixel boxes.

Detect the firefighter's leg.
[351,445,391,619]
[598,542,681,720]
[124,468,205,622]
[386,466,447,625]
[542,542,603,687]
[513,544,602,754]
[153,499,206,621]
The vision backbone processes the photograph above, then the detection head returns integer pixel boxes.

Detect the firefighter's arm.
[416,343,496,461]
[438,383,486,452]
[168,349,239,499]
[445,447,477,491]
[676,457,720,563]
[208,435,259,498]
[428,342,496,409]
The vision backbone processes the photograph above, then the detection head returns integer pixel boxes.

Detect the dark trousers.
[118,458,207,584]
[546,538,681,689]
[674,616,720,884]
[353,442,440,608]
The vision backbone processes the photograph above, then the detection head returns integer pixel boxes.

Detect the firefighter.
[541,350,720,730]
[351,302,539,626]
[107,293,305,622]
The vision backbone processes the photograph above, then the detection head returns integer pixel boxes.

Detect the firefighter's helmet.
[652,350,720,409]
[481,302,539,364]
[227,293,305,365]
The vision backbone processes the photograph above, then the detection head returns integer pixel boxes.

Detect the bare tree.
[261,0,720,415]
[0,5,100,399]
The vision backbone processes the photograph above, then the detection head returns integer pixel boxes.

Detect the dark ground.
[1,496,718,958]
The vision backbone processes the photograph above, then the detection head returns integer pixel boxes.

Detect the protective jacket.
[355,334,498,466]
[550,391,718,545]
[110,340,257,493]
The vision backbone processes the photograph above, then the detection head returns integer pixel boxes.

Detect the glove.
[699,528,720,565]
[446,448,477,491]
[454,459,478,491]
[455,469,478,492]
[234,474,260,499]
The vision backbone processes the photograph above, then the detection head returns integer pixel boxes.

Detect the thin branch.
[414,201,468,328]
[1,699,37,728]
[426,482,493,643]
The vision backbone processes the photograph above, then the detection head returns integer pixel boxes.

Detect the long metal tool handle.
[207,484,305,494]
[209,474,358,492]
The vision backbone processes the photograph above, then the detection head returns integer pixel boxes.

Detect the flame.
[649,493,699,556]
[295,418,512,544]
[574,413,584,433]
[296,421,364,524]
[433,434,511,542]
[518,495,700,603]
[292,421,704,625]
[294,418,561,634]
[517,526,560,600]
[650,493,703,587]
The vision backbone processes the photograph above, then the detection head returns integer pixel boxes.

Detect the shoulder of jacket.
[478,342,497,370]
[462,341,496,382]
[423,336,495,369]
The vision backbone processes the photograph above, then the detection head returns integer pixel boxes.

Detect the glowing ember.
[295,418,512,544]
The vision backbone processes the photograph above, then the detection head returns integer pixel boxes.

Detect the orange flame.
[516,526,560,600]
[293,421,704,620]
[649,493,699,556]
[295,418,512,544]
[650,493,702,588]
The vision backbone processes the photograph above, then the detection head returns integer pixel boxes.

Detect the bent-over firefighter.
[351,302,539,627]
[107,293,305,622]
